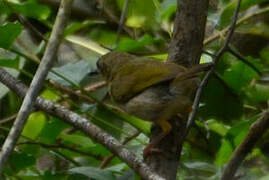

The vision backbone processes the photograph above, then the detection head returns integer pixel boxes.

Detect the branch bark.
[168,0,209,66]
[143,1,209,179]
[0,67,164,180]
[221,111,269,180]
[0,0,73,171]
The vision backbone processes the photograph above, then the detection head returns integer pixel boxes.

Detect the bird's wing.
[110,61,184,102]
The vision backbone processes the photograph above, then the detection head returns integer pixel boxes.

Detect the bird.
[97,51,211,157]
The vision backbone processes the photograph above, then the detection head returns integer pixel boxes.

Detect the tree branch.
[221,111,269,180]
[204,6,269,45]
[0,0,73,171]
[142,1,209,179]
[227,46,262,76]
[167,0,209,66]
[0,67,164,180]
[186,0,242,136]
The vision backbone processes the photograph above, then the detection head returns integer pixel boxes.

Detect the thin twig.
[221,111,269,180]
[185,0,242,136]
[96,0,133,37]
[204,6,269,45]
[0,67,164,180]
[99,131,140,169]
[0,114,17,125]
[0,0,73,172]
[202,50,216,57]
[49,80,94,103]
[83,81,107,92]
[227,46,262,76]
[116,0,130,44]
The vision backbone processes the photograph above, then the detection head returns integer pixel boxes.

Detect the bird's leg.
[143,119,172,159]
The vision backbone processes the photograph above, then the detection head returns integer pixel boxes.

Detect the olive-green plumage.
[97,51,211,157]
[97,51,189,102]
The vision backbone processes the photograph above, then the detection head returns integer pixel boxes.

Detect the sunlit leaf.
[59,133,96,148]
[215,139,233,165]
[22,112,47,140]
[0,22,22,49]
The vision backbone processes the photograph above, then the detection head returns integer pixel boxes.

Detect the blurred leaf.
[117,0,157,29]
[184,161,218,174]
[22,112,46,140]
[0,22,22,49]
[222,60,260,94]
[226,121,251,147]
[48,60,92,87]
[215,139,233,165]
[218,0,269,28]
[105,163,127,173]
[9,152,35,172]
[39,117,69,144]
[117,169,135,180]
[260,47,269,65]
[206,119,230,136]
[66,35,109,56]
[69,167,116,180]
[245,83,269,103]
[199,77,243,121]
[114,111,151,135]
[64,20,105,36]
[93,105,124,138]
[0,56,19,68]
[116,34,162,52]
[59,133,96,148]
[10,1,50,20]
[157,0,177,21]
[41,89,61,102]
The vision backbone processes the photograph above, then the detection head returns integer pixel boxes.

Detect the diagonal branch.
[0,67,164,180]
[0,0,73,171]
[221,110,269,180]
[227,46,262,76]
[185,0,242,135]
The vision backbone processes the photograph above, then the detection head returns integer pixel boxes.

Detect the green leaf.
[117,0,157,29]
[218,0,269,28]
[206,119,230,137]
[245,84,269,103]
[93,105,124,138]
[116,34,162,52]
[226,115,258,146]
[184,162,217,174]
[59,133,96,148]
[9,152,35,172]
[0,56,19,69]
[41,89,61,102]
[11,1,50,20]
[69,167,116,180]
[48,60,92,87]
[64,20,104,36]
[39,117,69,144]
[199,77,243,121]
[260,47,269,65]
[22,112,46,140]
[0,22,22,49]
[222,60,259,94]
[157,0,177,21]
[215,139,233,165]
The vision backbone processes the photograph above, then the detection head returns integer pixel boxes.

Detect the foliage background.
[0,0,269,179]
